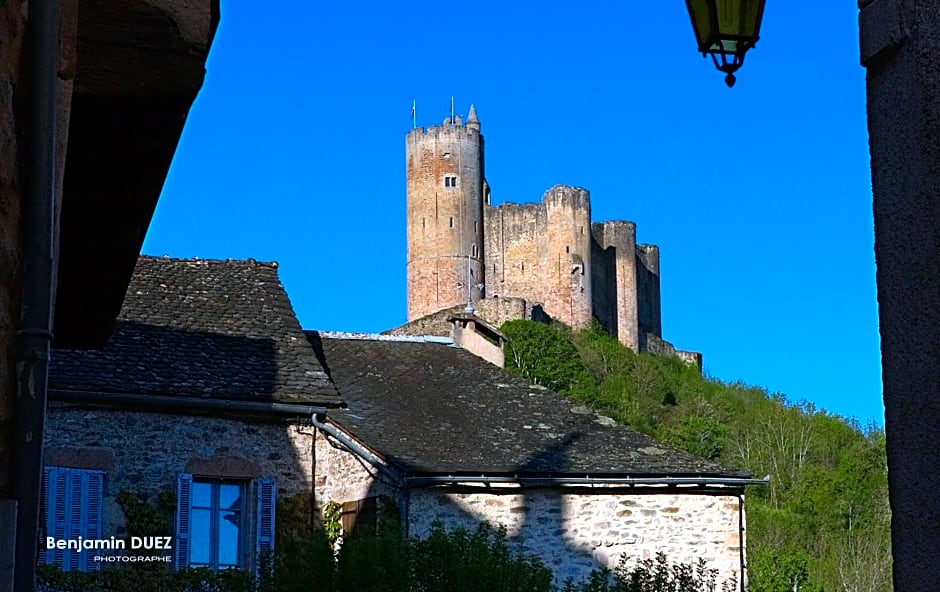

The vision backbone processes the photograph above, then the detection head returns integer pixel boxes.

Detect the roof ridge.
[310,330,453,344]
[139,254,279,268]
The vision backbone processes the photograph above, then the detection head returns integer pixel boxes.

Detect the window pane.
[192,482,212,508]
[220,484,241,510]
[191,509,212,565]
[218,511,241,566]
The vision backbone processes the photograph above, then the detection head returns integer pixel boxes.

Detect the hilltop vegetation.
[500,319,892,592]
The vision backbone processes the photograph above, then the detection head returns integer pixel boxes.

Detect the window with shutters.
[40,466,105,572]
[175,474,275,572]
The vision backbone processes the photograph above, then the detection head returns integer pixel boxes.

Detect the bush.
[501,320,591,394]
[39,525,733,592]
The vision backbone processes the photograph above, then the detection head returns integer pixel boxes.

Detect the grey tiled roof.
[310,334,747,477]
[50,256,340,406]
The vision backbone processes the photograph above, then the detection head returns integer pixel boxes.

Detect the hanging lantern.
[685,0,766,87]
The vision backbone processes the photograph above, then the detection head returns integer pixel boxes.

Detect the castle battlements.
[403,104,696,361]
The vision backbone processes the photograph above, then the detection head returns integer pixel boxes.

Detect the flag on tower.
[450,96,455,124]
[411,100,416,128]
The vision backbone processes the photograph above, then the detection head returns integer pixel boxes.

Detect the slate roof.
[50,256,340,406]
[310,333,748,477]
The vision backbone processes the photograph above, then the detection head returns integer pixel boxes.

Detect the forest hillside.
[500,320,891,592]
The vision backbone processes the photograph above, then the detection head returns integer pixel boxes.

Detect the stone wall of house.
[44,407,315,537]
[451,320,504,367]
[0,0,27,502]
[407,486,745,590]
[313,428,398,513]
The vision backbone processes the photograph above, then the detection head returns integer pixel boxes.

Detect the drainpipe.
[309,414,402,484]
[0,502,14,592]
[12,1,60,591]
[738,494,746,592]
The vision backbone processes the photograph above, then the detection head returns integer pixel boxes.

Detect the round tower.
[405,104,485,321]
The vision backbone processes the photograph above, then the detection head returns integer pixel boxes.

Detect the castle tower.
[405,105,485,321]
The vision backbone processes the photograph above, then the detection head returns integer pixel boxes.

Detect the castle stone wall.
[636,244,662,340]
[484,187,593,330]
[591,221,640,351]
[408,487,744,589]
[543,186,594,328]
[406,123,485,320]
[403,109,697,359]
[475,296,547,328]
[483,201,544,301]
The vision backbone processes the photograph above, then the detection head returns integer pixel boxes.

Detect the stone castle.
[402,105,699,364]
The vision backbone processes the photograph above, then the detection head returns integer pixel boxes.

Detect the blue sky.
[143,3,882,425]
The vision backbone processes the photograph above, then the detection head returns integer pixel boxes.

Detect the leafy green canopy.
[500,319,892,592]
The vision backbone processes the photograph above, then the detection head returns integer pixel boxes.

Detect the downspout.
[309,413,401,484]
[309,414,412,534]
[738,494,746,592]
[12,1,60,591]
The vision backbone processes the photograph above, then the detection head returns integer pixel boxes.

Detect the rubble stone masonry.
[312,432,744,589]
[408,487,745,589]
[0,0,26,498]
[45,407,315,536]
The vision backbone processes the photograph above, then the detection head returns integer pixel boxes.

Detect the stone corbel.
[859,0,911,66]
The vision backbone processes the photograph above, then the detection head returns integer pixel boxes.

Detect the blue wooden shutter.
[175,473,193,570]
[65,469,84,571]
[83,471,104,572]
[49,467,69,568]
[40,467,55,565]
[255,477,276,559]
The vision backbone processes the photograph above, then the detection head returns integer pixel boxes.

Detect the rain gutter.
[48,389,327,418]
[404,474,770,488]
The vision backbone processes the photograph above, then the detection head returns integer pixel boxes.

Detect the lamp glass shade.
[686,0,765,55]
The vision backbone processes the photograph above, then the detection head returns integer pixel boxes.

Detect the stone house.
[308,331,761,589]
[44,255,759,588]
[45,256,341,572]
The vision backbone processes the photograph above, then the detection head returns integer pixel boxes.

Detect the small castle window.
[449,217,454,228]
[444,176,458,188]
[565,245,570,253]
[471,244,478,257]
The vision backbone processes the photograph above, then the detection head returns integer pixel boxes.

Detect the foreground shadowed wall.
[860,1,940,589]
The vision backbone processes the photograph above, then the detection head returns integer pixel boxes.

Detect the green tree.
[502,320,591,393]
